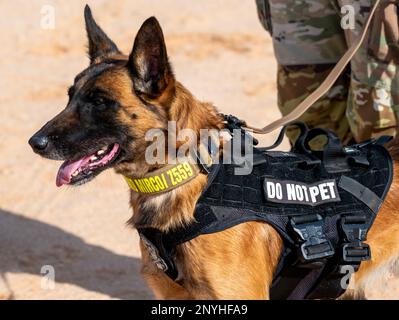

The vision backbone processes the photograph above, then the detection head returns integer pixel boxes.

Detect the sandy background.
[0,0,395,300]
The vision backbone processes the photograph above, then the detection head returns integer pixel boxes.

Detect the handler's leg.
[342,0,399,141]
[277,64,351,145]
[256,0,353,145]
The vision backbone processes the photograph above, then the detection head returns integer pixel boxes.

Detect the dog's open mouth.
[56,143,120,187]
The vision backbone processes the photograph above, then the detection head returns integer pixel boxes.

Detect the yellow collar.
[124,161,201,195]
[124,140,217,194]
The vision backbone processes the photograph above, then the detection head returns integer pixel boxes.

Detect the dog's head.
[29,6,175,187]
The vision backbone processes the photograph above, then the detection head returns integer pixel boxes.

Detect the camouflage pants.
[256,0,399,144]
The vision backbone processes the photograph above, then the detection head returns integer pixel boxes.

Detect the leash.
[243,0,381,134]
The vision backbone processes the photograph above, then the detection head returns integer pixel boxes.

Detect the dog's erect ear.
[84,5,120,63]
[128,17,173,98]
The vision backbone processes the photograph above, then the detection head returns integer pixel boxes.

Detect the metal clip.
[291,214,334,262]
[340,215,371,263]
[341,215,369,242]
[342,242,370,263]
[139,234,169,272]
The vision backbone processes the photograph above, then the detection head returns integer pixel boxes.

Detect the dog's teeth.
[101,146,108,151]
[72,171,79,177]
[90,156,98,161]
[97,150,105,155]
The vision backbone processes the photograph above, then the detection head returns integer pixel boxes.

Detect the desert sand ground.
[0,0,396,300]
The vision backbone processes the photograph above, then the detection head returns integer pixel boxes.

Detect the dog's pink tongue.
[56,156,91,187]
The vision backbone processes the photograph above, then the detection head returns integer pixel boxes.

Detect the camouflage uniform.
[256,0,399,144]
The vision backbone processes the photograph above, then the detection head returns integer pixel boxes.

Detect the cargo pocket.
[255,0,273,35]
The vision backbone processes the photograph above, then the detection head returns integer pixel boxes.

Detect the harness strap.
[338,176,383,213]
[139,228,179,280]
[287,267,326,300]
[242,0,381,135]
[302,128,350,173]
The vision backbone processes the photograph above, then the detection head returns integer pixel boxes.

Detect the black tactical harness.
[137,117,393,300]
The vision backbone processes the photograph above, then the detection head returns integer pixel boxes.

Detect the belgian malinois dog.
[29,6,399,299]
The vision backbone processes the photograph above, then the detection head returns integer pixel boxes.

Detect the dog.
[29,5,399,299]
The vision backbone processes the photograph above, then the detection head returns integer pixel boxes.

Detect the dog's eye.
[93,97,105,106]
[88,90,110,110]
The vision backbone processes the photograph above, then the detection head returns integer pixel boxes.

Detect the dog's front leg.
[138,222,283,300]
[142,269,193,300]
[140,242,193,299]
[178,222,283,300]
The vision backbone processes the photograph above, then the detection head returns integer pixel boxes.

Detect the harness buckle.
[290,214,335,262]
[340,215,371,263]
[342,241,370,263]
[341,215,368,242]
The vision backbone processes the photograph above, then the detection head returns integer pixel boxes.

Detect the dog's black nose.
[29,135,49,152]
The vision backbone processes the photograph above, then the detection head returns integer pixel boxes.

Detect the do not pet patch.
[263,178,340,206]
